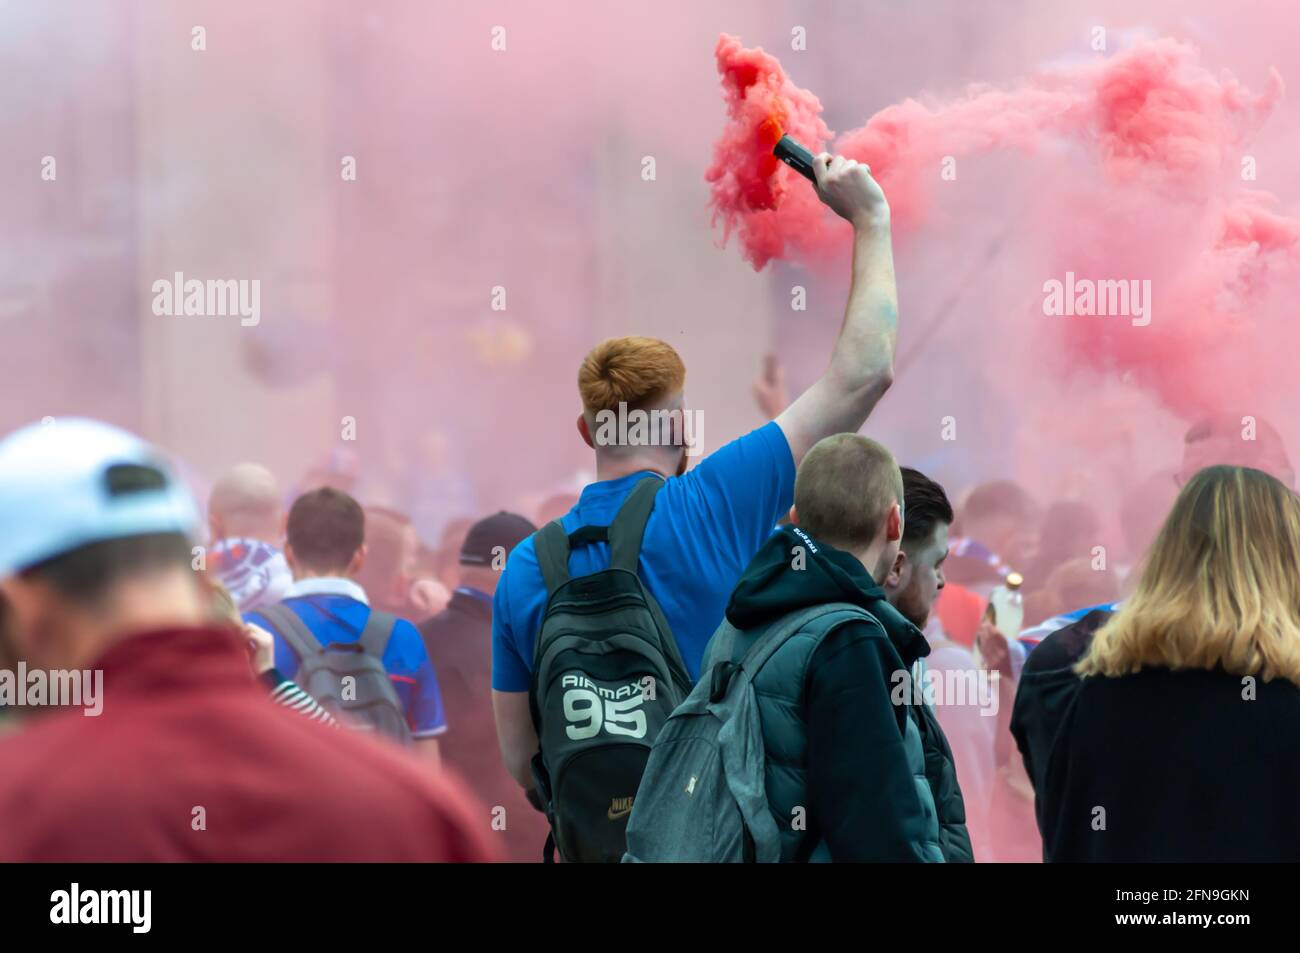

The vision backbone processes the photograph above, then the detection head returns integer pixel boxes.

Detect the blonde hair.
[207,579,243,629]
[578,337,686,414]
[795,434,902,552]
[1077,465,1300,684]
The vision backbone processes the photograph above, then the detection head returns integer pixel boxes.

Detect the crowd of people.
[1,151,1297,863]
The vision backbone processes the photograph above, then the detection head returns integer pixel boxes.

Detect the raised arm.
[775,153,897,464]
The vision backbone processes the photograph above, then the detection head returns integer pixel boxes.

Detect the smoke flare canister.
[773,135,817,182]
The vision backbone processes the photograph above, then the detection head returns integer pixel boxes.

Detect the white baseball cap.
[0,418,202,578]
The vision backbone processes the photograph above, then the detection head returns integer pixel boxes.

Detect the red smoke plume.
[708,33,1299,419]
[705,34,832,270]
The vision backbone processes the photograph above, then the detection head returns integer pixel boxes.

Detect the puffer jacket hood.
[726,525,930,666]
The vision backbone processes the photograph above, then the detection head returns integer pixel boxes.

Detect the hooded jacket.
[720,525,969,862]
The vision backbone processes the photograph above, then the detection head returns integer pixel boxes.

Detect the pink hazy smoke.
[705,34,832,270]
[708,33,1299,419]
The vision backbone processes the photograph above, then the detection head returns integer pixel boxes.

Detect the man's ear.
[0,576,44,659]
[787,504,798,526]
[577,413,594,449]
[283,544,298,574]
[348,544,367,577]
[886,502,902,542]
[208,513,223,543]
[885,549,908,590]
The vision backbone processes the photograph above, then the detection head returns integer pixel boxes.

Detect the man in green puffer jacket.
[707,433,957,861]
[884,466,974,862]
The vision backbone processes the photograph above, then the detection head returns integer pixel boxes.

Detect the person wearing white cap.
[0,418,205,671]
[0,418,494,862]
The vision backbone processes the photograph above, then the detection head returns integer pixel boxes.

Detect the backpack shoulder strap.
[535,520,572,597]
[607,476,664,572]
[740,602,875,678]
[705,619,742,673]
[535,475,665,595]
[707,602,873,703]
[259,603,321,664]
[358,609,398,659]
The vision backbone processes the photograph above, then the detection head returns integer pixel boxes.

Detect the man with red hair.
[492,153,903,804]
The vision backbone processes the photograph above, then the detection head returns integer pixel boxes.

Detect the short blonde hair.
[578,337,686,414]
[1078,465,1300,685]
[795,434,902,551]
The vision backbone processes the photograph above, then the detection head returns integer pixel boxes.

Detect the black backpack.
[530,476,692,862]
[258,603,412,746]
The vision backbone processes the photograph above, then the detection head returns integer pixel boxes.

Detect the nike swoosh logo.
[607,806,633,820]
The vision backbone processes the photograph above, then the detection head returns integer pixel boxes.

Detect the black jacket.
[914,694,975,863]
[417,589,551,862]
[1010,608,1112,832]
[726,527,973,862]
[1040,663,1300,861]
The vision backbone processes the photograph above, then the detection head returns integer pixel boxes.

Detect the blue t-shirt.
[492,421,796,692]
[247,594,448,738]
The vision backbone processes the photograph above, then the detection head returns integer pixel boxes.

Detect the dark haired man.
[883,467,975,862]
[247,487,448,764]
[885,467,953,631]
[0,419,491,861]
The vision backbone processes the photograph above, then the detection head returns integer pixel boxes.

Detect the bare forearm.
[828,220,898,403]
[414,737,442,769]
[505,752,536,791]
[776,218,898,463]
[493,690,539,790]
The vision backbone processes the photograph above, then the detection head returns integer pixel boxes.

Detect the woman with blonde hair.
[1040,465,1300,861]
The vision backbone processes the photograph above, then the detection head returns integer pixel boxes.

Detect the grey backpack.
[623,603,869,863]
[258,603,412,746]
